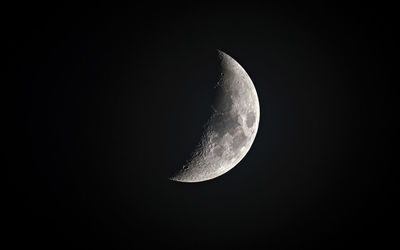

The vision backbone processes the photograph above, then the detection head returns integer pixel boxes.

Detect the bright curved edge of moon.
[169,49,260,183]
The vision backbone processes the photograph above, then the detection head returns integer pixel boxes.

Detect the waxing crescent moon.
[170,50,260,183]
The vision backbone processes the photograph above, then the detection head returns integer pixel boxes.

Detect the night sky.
[7,2,395,249]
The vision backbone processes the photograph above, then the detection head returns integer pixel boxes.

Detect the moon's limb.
[170,50,260,183]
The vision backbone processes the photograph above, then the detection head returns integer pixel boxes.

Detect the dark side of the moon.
[6,2,395,249]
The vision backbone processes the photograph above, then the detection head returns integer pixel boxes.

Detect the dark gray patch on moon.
[215,91,233,112]
[211,113,241,136]
[213,145,224,157]
[233,130,247,150]
[246,112,256,128]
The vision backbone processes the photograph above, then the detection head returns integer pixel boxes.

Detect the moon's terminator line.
[169,50,260,183]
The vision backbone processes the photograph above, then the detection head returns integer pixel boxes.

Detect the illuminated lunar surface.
[169,50,260,183]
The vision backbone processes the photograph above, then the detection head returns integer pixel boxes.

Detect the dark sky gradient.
[7,2,394,249]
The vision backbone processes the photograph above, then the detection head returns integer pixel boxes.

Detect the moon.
[170,50,260,183]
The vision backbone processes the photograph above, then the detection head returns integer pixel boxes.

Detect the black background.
[6,2,395,249]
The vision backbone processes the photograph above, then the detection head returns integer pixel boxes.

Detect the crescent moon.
[170,50,260,183]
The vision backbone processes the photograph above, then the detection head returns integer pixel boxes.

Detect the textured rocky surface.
[170,50,260,182]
